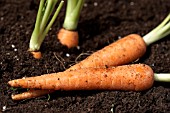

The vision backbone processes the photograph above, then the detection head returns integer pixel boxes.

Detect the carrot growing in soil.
[57,0,84,48]
[9,14,170,100]
[29,0,64,59]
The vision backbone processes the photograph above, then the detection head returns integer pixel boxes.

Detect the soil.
[0,0,170,113]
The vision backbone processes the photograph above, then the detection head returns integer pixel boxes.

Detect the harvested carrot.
[57,28,79,48]
[68,34,146,70]
[57,0,84,48]
[11,89,54,100]
[10,34,147,100]
[8,64,154,92]
[10,14,170,100]
[69,14,170,70]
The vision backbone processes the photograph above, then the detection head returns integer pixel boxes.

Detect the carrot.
[10,14,170,100]
[68,14,170,70]
[57,28,79,48]
[30,51,42,59]
[29,0,64,59]
[10,34,147,100]
[57,0,84,48]
[68,34,146,70]
[11,89,54,100]
[8,64,154,92]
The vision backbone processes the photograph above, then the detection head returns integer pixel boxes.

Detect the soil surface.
[0,0,170,113]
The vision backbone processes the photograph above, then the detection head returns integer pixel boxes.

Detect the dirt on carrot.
[57,28,79,48]
[8,64,154,92]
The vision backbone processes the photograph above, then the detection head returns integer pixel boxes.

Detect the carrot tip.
[11,93,27,100]
[11,94,18,100]
[8,80,16,87]
[11,90,55,100]
[30,51,42,59]
[8,81,13,86]
[57,28,79,48]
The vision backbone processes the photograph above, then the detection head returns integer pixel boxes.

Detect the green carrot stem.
[40,0,58,31]
[66,0,77,15]
[29,0,45,51]
[34,0,45,34]
[143,14,170,46]
[154,73,170,82]
[72,0,84,22]
[29,0,64,51]
[63,0,84,30]
[39,1,64,45]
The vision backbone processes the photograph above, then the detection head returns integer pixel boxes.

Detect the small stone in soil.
[14,48,17,51]
[118,36,122,39]
[77,46,80,50]
[2,106,7,112]
[94,2,98,6]
[66,53,70,57]
[84,3,87,7]
[1,17,4,21]
[130,2,134,5]
[11,44,15,48]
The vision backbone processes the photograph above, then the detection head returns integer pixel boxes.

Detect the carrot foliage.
[29,0,64,52]
[143,14,170,46]
[63,0,84,30]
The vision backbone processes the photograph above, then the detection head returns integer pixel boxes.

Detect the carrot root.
[57,28,79,48]
[10,34,147,100]
[8,64,154,91]
[11,89,54,100]
[30,51,42,59]
[11,34,147,100]
[68,34,146,71]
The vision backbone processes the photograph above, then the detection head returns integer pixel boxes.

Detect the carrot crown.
[29,0,64,52]
[63,0,84,31]
[143,14,170,46]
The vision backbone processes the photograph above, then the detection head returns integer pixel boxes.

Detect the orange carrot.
[11,15,170,100]
[68,34,146,70]
[57,0,84,48]
[65,14,170,69]
[57,28,79,48]
[30,51,42,59]
[10,34,146,100]
[8,64,154,92]
[11,89,54,100]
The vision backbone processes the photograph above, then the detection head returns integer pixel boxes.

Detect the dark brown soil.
[0,0,170,113]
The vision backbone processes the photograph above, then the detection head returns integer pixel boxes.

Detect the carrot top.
[154,73,170,82]
[29,0,64,52]
[62,0,84,30]
[143,14,170,46]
